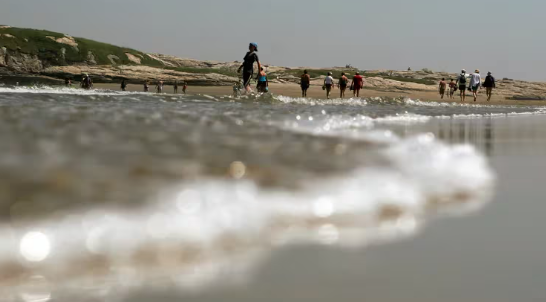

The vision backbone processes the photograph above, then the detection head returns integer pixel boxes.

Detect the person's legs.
[243,72,252,92]
[326,85,331,99]
[486,87,492,101]
[473,86,478,102]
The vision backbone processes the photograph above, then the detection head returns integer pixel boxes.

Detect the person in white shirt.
[324,72,335,99]
[470,69,482,102]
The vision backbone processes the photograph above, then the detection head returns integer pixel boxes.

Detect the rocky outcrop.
[107,55,120,65]
[0,47,6,66]
[46,35,79,51]
[125,53,141,64]
[40,64,238,86]
[86,51,97,65]
[146,54,176,67]
[5,52,43,73]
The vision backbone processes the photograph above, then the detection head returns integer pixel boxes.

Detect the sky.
[1,0,545,81]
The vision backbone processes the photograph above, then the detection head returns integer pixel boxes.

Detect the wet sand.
[94,82,546,106]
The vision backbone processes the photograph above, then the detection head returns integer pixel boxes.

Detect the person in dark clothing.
[144,80,149,92]
[483,71,496,102]
[237,43,261,93]
[173,81,178,94]
[121,80,127,91]
[300,70,310,97]
[339,72,348,98]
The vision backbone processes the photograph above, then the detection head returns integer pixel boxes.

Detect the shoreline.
[91,83,546,106]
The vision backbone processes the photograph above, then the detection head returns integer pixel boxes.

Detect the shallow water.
[0,87,544,302]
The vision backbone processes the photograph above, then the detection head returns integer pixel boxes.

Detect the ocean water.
[0,87,545,302]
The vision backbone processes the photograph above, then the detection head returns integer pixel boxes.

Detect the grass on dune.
[0,27,162,67]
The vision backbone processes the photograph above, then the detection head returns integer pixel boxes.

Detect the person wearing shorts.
[256,67,268,93]
[439,78,447,99]
[470,69,481,102]
[338,72,348,98]
[456,69,467,102]
[301,70,310,97]
[483,71,496,101]
[324,72,335,99]
[448,79,456,99]
[351,72,364,97]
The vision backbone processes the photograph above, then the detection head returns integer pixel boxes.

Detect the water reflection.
[405,115,546,157]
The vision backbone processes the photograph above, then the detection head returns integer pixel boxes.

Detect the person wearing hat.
[351,72,364,97]
[470,69,482,102]
[456,69,468,102]
[237,43,261,93]
[482,71,496,101]
[323,72,335,99]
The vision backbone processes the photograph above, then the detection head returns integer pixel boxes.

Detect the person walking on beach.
[121,79,127,91]
[300,70,310,97]
[237,43,261,93]
[256,67,268,93]
[456,69,467,102]
[81,74,92,90]
[449,79,457,99]
[339,72,348,98]
[324,72,335,99]
[182,81,187,94]
[156,80,164,93]
[173,81,178,94]
[351,72,364,97]
[483,71,496,101]
[470,69,481,102]
[439,78,447,99]
[144,80,149,92]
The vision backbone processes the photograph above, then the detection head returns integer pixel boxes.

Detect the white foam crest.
[0,86,166,97]
[275,95,368,106]
[405,98,546,111]
[273,112,431,141]
[0,133,495,292]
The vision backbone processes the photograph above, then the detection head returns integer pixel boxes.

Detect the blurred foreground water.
[0,87,545,302]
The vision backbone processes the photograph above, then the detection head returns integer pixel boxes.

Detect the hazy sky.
[1,0,545,81]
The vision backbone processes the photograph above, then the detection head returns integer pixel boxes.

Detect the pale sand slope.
[93,82,546,106]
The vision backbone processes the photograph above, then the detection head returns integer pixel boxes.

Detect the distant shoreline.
[87,83,545,106]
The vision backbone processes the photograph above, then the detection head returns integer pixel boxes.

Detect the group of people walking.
[141,80,187,94]
[237,42,500,103]
[304,71,364,99]
[439,69,497,102]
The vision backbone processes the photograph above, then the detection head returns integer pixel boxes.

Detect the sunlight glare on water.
[19,232,51,262]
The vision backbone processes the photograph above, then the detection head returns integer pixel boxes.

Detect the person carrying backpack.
[483,71,496,102]
[456,69,468,102]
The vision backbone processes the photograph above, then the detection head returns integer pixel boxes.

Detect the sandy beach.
[93,82,546,106]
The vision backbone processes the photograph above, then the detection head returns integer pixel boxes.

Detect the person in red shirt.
[351,72,364,97]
